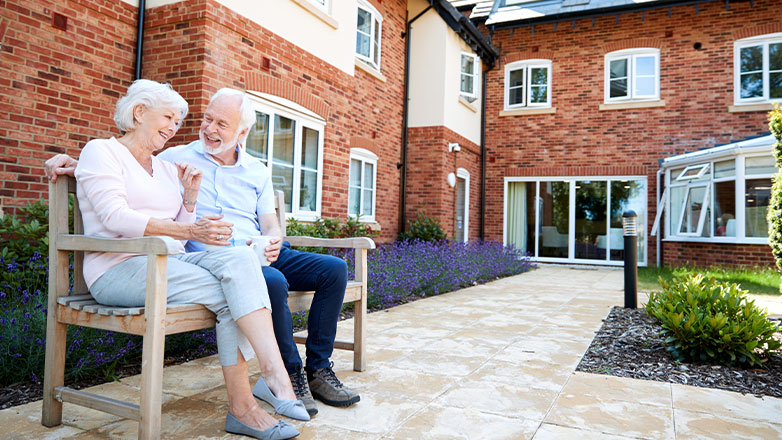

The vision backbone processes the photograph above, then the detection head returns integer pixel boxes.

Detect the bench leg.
[42,316,67,426]
[138,255,168,440]
[353,248,367,372]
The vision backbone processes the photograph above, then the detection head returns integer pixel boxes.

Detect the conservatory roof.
[661,134,776,168]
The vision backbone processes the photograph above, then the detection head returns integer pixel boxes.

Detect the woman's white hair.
[209,88,256,144]
[113,79,189,133]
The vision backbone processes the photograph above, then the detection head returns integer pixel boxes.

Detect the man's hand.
[176,161,202,192]
[44,154,78,182]
[191,214,234,245]
[246,236,282,263]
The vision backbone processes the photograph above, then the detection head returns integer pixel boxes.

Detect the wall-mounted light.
[448,142,461,152]
[447,172,456,187]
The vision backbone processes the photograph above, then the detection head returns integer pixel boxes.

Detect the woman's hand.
[44,154,78,182]
[190,214,234,245]
[176,162,202,192]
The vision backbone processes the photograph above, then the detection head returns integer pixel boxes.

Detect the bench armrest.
[56,234,182,255]
[284,236,375,249]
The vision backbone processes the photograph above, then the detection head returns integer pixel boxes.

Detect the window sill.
[728,103,775,113]
[499,107,556,117]
[348,217,381,230]
[599,100,665,111]
[355,58,386,82]
[459,95,478,113]
[290,0,338,29]
[662,237,769,245]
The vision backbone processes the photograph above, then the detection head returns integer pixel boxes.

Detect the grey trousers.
[90,246,271,366]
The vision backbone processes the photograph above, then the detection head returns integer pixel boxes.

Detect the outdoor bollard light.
[622,210,638,309]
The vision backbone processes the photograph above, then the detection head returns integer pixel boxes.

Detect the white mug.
[248,235,274,266]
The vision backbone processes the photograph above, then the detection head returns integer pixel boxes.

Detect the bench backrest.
[52,175,288,297]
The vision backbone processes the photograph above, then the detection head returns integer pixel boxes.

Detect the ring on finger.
[217,234,223,241]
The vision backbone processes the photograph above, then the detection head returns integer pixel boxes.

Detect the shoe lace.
[318,362,343,388]
[290,370,309,396]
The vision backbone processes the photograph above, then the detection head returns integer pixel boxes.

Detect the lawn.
[638,265,781,295]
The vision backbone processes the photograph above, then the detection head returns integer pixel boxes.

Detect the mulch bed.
[577,306,782,398]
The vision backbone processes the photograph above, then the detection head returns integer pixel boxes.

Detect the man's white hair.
[113,79,188,133]
[209,88,256,144]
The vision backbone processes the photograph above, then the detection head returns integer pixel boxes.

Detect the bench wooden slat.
[57,294,93,306]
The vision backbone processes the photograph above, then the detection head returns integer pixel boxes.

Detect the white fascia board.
[661,135,775,169]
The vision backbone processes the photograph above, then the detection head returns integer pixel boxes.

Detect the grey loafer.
[253,377,311,421]
[225,412,299,440]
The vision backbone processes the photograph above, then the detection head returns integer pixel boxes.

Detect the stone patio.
[2,266,781,439]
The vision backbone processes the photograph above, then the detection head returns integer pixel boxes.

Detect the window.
[245,96,324,219]
[348,148,377,222]
[356,1,382,70]
[734,33,782,104]
[460,53,478,98]
[309,0,328,10]
[604,49,660,102]
[658,151,776,242]
[504,59,552,109]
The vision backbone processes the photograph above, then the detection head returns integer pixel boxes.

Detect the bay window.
[245,96,324,219]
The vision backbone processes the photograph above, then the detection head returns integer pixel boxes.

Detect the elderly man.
[45,88,359,416]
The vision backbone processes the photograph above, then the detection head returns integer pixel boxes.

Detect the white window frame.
[456,168,470,242]
[244,94,325,221]
[504,59,552,110]
[675,163,710,181]
[309,0,328,12]
[662,153,775,244]
[347,147,377,222]
[356,0,382,70]
[503,175,648,267]
[733,33,782,105]
[604,48,660,103]
[460,52,479,98]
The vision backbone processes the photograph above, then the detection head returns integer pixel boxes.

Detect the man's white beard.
[201,131,240,155]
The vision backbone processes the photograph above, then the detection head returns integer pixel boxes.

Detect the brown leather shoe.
[289,368,318,416]
[307,362,360,407]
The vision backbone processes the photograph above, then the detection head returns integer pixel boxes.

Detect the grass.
[638,265,781,296]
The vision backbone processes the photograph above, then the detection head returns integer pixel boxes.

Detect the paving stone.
[563,372,672,408]
[671,383,782,424]
[532,423,640,440]
[386,405,539,440]
[674,408,782,440]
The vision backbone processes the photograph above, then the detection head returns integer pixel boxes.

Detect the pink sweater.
[74,137,196,288]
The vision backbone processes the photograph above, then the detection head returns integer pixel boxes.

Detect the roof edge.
[427,0,499,67]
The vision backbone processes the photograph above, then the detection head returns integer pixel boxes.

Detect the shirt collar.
[195,141,249,168]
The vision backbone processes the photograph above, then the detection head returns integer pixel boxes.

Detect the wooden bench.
[41,175,374,439]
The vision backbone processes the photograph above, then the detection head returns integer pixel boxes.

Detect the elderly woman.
[74,79,304,440]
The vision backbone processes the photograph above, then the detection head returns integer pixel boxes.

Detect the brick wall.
[483,0,781,266]
[407,125,481,240]
[0,0,137,209]
[662,242,774,268]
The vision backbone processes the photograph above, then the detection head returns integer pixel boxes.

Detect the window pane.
[740,45,763,72]
[348,187,360,215]
[356,9,371,58]
[714,181,736,237]
[350,159,361,186]
[246,112,269,163]
[273,115,295,166]
[670,186,686,234]
[714,160,735,179]
[461,55,474,75]
[610,59,627,79]
[771,43,782,71]
[363,162,374,189]
[610,79,627,98]
[679,186,707,234]
[635,56,655,76]
[609,180,645,261]
[272,166,294,213]
[771,72,782,99]
[509,69,525,87]
[530,85,547,103]
[635,76,655,96]
[539,181,569,258]
[461,73,474,95]
[507,182,536,255]
[299,170,317,211]
[741,73,763,99]
[301,127,318,170]
[529,67,547,85]
[362,189,373,216]
[745,178,771,237]
[745,155,776,175]
[575,181,607,260]
[508,69,525,105]
[373,19,381,65]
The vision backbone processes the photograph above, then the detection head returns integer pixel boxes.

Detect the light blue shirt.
[157,141,276,252]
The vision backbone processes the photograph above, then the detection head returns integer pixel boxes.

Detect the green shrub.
[645,273,781,367]
[397,212,447,242]
[286,216,377,239]
[0,200,50,261]
[767,104,782,292]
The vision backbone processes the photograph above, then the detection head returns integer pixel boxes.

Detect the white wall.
[407,3,482,145]
[122,0,357,75]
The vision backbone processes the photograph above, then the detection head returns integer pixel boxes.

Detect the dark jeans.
[262,243,348,373]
